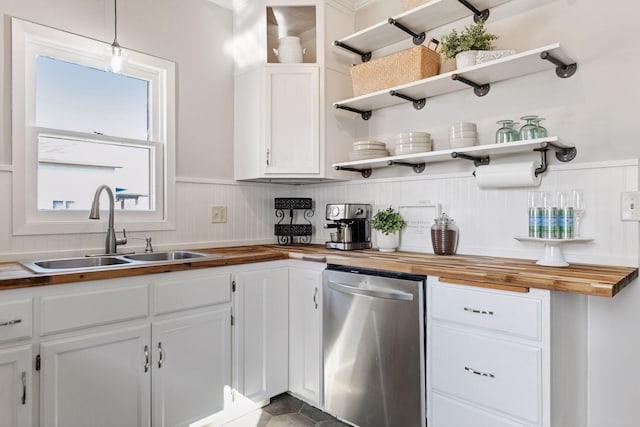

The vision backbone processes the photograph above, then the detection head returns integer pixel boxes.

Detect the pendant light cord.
[113,0,118,44]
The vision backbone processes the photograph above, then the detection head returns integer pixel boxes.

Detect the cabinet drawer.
[40,283,149,335]
[431,282,541,340]
[0,299,32,343]
[431,393,527,427]
[153,271,231,315]
[431,325,541,424]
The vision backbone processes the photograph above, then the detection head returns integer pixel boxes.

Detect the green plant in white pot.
[372,207,406,252]
[440,20,497,69]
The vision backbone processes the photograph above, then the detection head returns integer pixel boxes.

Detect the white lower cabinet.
[233,266,289,405]
[288,265,323,406]
[427,277,550,427]
[0,345,32,427]
[40,324,151,427]
[152,308,231,427]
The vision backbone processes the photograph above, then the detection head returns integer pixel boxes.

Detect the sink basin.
[21,256,132,274]
[124,251,210,262]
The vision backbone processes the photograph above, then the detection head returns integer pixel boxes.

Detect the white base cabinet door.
[234,267,289,405]
[288,266,322,406]
[152,308,232,427]
[0,345,32,427]
[40,325,151,427]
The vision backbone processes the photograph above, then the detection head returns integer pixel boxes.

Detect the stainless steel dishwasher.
[323,265,426,427]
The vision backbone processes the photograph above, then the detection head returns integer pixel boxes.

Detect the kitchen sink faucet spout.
[89,185,127,255]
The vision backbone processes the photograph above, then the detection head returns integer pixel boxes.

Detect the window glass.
[37,136,152,211]
[35,56,149,140]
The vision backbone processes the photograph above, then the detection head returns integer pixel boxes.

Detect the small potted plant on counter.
[440,20,499,69]
[372,207,406,252]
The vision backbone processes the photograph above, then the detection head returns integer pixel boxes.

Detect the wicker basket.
[350,45,440,97]
[401,0,435,11]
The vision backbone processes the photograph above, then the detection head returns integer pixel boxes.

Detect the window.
[11,18,176,235]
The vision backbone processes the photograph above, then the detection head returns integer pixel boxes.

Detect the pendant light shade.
[107,0,126,73]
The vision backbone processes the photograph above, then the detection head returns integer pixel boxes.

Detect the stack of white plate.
[394,132,432,156]
[449,122,477,148]
[349,140,389,161]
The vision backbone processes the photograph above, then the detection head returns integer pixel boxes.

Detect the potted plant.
[440,20,498,69]
[372,207,406,252]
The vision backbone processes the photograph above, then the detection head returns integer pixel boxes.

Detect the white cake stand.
[514,237,594,267]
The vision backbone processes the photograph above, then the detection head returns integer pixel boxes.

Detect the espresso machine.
[324,203,372,250]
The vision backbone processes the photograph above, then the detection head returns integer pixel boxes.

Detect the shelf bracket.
[387,18,426,45]
[335,166,372,178]
[387,160,426,174]
[540,51,578,79]
[332,40,372,63]
[334,104,372,120]
[457,0,490,22]
[389,90,426,110]
[540,141,577,162]
[452,74,491,97]
[451,152,490,167]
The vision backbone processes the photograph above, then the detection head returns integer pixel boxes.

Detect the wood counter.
[0,244,636,297]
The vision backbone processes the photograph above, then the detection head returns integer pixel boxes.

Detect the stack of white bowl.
[449,122,477,148]
[349,140,389,161]
[394,132,432,155]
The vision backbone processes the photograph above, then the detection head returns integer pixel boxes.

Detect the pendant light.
[108,0,125,73]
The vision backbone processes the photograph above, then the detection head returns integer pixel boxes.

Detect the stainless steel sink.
[21,256,132,274]
[124,251,210,262]
[20,250,216,274]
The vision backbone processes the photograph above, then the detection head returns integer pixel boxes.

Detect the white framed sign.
[398,204,442,253]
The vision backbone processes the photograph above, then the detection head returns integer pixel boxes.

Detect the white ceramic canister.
[273,36,307,63]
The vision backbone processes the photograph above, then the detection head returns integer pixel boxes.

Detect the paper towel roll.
[475,161,542,188]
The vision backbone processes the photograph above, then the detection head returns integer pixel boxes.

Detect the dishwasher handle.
[328,281,414,301]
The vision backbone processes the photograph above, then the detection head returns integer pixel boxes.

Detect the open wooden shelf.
[333,44,576,116]
[334,0,512,56]
[333,137,575,176]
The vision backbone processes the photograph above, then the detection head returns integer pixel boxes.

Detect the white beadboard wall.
[1,159,637,266]
[299,159,640,267]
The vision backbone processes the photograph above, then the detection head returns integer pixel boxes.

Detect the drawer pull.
[0,319,22,327]
[313,287,318,309]
[463,307,494,316]
[465,366,495,378]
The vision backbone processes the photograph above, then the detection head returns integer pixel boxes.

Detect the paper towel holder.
[534,142,577,176]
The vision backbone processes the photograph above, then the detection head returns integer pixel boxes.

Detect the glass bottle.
[519,115,539,140]
[527,191,543,238]
[431,213,459,255]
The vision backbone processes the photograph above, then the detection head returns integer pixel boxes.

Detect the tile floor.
[221,393,351,427]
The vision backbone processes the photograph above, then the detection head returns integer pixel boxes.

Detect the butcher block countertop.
[0,244,637,298]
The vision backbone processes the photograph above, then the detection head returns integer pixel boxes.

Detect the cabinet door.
[288,267,322,405]
[0,345,31,427]
[40,325,151,427]
[234,267,289,404]
[265,66,319,175]
[152,307,231,427]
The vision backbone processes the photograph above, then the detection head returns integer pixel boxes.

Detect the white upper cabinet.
[233,0,355,182]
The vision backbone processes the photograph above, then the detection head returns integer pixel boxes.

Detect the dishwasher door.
[323,266,426,427]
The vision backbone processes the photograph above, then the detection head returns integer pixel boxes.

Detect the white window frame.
[11,18,176,235]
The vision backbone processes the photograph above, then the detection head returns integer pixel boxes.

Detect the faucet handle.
[116,228,127,246]
[144,237,153,253]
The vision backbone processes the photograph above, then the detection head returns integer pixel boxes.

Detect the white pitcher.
[273,36,307,63]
